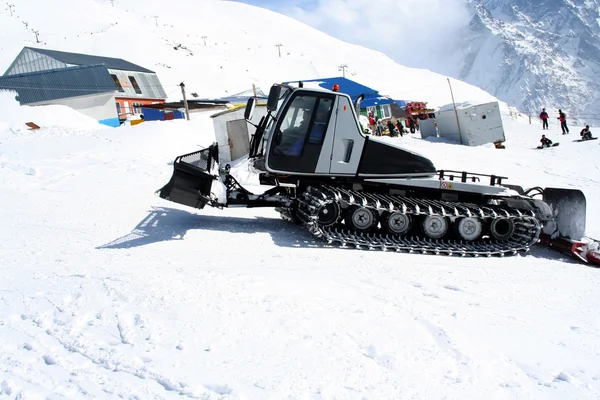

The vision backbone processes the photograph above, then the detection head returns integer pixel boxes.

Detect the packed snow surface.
[1,97,600,399]
[1,0,600,398]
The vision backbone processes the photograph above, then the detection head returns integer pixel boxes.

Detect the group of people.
[540,124,594,147]
[539,107,596,147]
[539,108,570,134]
[367,112,419,137]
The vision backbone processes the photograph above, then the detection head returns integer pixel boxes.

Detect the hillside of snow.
[2,84,600,398]
[1,0,504,110]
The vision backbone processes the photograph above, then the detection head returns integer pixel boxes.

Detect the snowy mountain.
[429,0,600,125]
[0,0,505,110]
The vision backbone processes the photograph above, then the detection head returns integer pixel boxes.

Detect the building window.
[381,105,391,119]
[112,74,124,92]
[116,102,121,115]
[129,76,142,94]
[132,102,143,114]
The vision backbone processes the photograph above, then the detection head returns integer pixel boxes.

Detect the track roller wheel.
[346,206,378,231]
[422,215,449,239]
[490,218,515,241]
[382,211,412,235]
[316,201,340,227]
[456,217,483,241]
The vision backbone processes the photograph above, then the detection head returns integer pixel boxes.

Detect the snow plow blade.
[541,187,586,240]
[537,188,600,266]
[156,143,219,210]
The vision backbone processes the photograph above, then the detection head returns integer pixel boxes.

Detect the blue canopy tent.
[282,77,407,109]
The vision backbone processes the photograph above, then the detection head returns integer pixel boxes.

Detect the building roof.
[194,87,268,105]
[210,102,267,118]
[142,101,228,111]
[0,64,117,104]
[282,76,407,108]
[24,47,154,73]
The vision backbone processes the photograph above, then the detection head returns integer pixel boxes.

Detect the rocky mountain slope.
[439,0,600,124]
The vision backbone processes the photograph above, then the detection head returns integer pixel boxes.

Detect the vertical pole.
[153,16,158,27]
[7,4,14,16]
[252,83,257,99]
[180,82,190,121]
[275,43,282,57]
[33,30,40,43]
[447,78,463,145]
[202,36,207,46]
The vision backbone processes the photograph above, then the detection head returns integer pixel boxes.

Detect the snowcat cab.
[157,83,600,266]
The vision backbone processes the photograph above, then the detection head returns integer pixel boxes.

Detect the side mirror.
[267,85,281,112]
[244,97,256,120]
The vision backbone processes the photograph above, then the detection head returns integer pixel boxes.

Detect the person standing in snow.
[539,108,549,130]
[580,125,593,140]
[376,119,384,136]
[557,109,569,134]
[408,117,416,133]
[386,120,397,137]
[367,112,375,134]
[395,119,405,137]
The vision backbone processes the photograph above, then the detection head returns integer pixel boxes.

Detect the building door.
[226,119,251,161]
[267,92,334,173]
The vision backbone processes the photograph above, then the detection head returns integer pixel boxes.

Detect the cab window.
[269,92,335,173]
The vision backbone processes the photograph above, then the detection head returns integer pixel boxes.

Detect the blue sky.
[231,0,472,72]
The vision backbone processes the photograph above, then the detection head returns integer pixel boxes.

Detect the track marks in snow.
[443,284,462,292]
[413,281,465,302]
[204,383,233,395]
[362,344,397,371]
[418,318,472,382]
[6,283,224,399]
[0,158,37,176]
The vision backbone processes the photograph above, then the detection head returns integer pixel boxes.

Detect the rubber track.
[292,185,542,257]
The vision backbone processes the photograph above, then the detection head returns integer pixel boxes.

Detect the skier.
[580,125,593,140]
[557,109,569,134]
[539,108,549,130]
[540,134,553,148]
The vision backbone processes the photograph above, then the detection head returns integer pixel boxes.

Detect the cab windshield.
[261,86,292,150]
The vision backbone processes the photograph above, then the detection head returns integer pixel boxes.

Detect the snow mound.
[0,90,104,136]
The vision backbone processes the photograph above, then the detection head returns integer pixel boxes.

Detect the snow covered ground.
[1,95,600,399]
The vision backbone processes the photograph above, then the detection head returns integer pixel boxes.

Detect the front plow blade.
[157,143,219,210]
[537,188,599,266]
[542,188,587,240]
